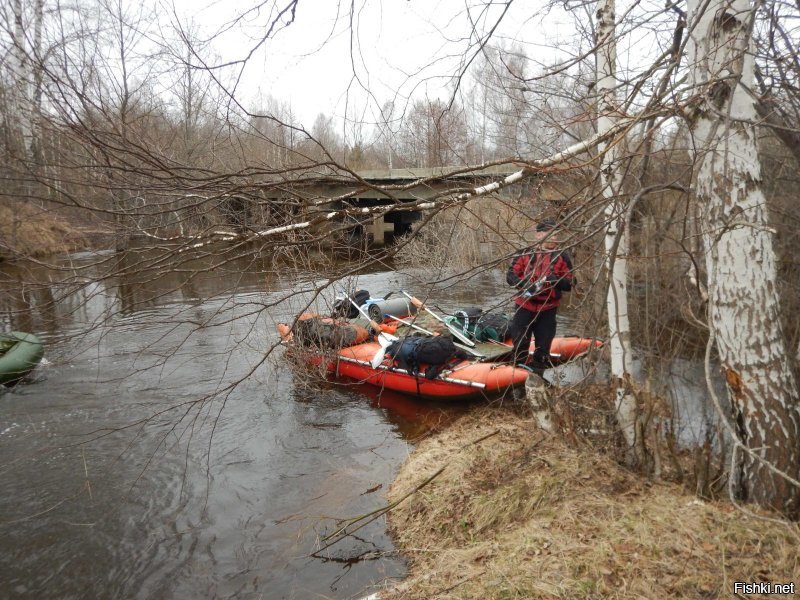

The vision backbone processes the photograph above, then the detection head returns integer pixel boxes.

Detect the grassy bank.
[381,408,799,599]
[0,204,99,260]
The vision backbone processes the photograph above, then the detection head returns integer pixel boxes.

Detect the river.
[0,249,517,599]
[0,247,718,599]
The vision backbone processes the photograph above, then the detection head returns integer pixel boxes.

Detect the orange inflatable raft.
[278,323,528,401]
[277,315,602,400]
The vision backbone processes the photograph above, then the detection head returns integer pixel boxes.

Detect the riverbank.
[0,204,107,260]
[379,407,799,599]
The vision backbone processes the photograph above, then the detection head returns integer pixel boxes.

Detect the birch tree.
[8,0,32,160]
[596,0,638,461]
[377,100,396,169]
[5,0,44,166]
[686,0,800,517]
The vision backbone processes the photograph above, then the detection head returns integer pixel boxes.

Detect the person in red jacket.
[506,218,575,371]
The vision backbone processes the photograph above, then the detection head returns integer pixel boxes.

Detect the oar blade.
[370,334,393,369]
[370,348,386,369]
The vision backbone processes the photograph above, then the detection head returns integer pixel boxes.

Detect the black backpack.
[333,289,371,319]
[386,335,461,379]
[474,312,511,342]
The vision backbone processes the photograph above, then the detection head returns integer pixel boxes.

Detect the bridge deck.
[354,165,520,183]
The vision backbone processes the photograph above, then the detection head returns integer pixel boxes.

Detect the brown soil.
[378,407,799,599]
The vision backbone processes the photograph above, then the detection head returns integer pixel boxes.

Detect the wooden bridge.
[264,165,522,245]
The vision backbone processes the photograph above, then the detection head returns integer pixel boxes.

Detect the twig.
[466,429,501,446]
[438,570,486,595]
[82,447,93,501]
[317,465,446,554]
[316,428,503,553]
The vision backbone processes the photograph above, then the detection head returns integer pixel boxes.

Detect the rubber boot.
[524,354,552,385]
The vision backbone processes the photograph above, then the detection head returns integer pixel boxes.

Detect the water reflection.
[0,250,485,600]
[315,376,473,439]
[0,248,720,599]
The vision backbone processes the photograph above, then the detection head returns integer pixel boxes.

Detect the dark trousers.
[509,305,558,365]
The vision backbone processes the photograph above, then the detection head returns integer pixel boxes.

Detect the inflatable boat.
[276,292,602,400]
[278,323,529,400]
[277,322,601,401]
[0,332,44,386]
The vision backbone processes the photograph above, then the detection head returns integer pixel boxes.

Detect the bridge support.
[368,216,385,246]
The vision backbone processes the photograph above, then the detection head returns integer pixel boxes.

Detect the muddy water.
[0,250,491,600]
[0,248,716,599]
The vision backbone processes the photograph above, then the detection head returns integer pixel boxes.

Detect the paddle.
[339,290,398,369]
[399,291,477,348]
[386,314,486,359]
[385,314,436,336]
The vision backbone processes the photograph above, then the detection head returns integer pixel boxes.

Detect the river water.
[1,249,520,599]
[0,248,718,599]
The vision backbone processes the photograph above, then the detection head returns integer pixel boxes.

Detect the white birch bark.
[30,0,44,164]
[687,0,800,517]
[597,0,638,454]
[9,0,33,161]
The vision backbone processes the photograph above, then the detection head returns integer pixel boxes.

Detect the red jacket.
[506,249,575,312]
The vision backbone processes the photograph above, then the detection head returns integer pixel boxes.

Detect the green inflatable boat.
[0,332,44,386]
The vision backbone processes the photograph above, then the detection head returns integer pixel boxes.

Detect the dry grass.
[0,203,91,259]
[395,210,490,270]
[380,408,800,599]
[394,195,545,270]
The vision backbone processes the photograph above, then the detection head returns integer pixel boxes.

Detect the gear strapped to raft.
[444,309,512,343]
[446,307,483,336]
[333,290,417,323]
[293,316,369,349]
[474,312,512,342]
[385,335,465,380]
[333,289,371,319]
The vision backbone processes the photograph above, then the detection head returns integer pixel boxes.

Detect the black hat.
[536,218,557,232]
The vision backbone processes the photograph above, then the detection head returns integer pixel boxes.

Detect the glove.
[546,274,573,291]
[524,276,563,297]
[522,278,546,297]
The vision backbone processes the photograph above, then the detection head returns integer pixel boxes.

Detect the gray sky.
[169,0,579,128]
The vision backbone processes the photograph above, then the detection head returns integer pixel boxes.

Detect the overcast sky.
[168,0,581,129]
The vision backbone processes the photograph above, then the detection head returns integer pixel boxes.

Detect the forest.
[1,0,799,597]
